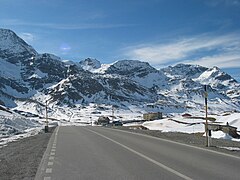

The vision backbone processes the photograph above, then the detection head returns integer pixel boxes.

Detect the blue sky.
[0,0,240,81]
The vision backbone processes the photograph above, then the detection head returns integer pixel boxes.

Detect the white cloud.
[124,33,240,68]
[1,19,133,30]
[205,0,240,7]
[184,53,240,68]
[19,33,35,43]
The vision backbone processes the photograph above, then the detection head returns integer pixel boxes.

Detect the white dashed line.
[49,156,54,160]
[46,168,52,173]
[48,162,54,166]
[42,127,59,179]
[44,177,51,180]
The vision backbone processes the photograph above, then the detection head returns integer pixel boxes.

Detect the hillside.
[0,28,240,142]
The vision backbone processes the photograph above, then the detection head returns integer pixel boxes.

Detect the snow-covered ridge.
[79,58,101,71]
[195,66,237,87]
[1,28,240,144]
[0,28,37,55]
[161,64,208,79]
[0,27,239,113]
[105,60,158,76]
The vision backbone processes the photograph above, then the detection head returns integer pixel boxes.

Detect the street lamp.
[45,100,49,133]
[204,85,210,147]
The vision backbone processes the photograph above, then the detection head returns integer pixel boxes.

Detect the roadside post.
[112,105,115,121]
[204,85,209,147]
[90,117,93,126]
[45,100,49,133]
[208,130,212,147]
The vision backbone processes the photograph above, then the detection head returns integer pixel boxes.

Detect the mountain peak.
[0,28,36,52]
[198,66,236,83]
[162,63,208,79]
[79,58,101,71]
[0,28,37,64]
[105,60,157,76]
[0,28,15,36]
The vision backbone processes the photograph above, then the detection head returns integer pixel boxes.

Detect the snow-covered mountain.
[0,29,37,64]
[0,28,239,116]
[79,58,101,71]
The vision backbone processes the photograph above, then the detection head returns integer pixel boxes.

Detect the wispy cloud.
[1,19,133,30]
[205,0,240,7]
[185,53,240,68]
[124,33,240,68]
[19,32,35,43]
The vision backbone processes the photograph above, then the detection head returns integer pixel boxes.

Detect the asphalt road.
[35,126,240,180]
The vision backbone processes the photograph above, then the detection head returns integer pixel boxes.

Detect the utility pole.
[112,106,114,122]
[204,85,209,147]
[45,100,49,133]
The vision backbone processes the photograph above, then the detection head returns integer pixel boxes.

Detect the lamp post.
[45,100,49,133]
[204,85,209,147]
[112,105,115,122]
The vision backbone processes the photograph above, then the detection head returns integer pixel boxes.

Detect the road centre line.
[86,128,192,180]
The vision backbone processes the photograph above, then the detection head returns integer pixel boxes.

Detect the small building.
[97,116,110,126]
[182,113,192,118]
[112,120,123,126]
[208,123,240,139]
[143,112,162,121]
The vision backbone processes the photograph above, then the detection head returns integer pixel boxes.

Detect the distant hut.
[97,116,110,126]
[182,113,192,118]
[143,112,162,121]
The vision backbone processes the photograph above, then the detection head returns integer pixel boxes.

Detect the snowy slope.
[0,29,36,55]
[0,28,240,143]
[143,112,240,141]
[79,58,101,71]
[0,105,42,147]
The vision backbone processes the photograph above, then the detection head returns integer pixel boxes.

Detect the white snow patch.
[0,109,42,147]
[218,146,240,151]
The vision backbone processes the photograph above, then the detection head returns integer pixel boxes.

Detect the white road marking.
[44,177,51,180]
[48,162,54,166]
[35,127,59,180]
[107,127,240,160]
[43,127,58,178]
[49,156,54,160]
[86,128,192,180]
[46,168,52,173]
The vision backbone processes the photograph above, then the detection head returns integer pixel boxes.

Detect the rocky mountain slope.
[0,28,239,116]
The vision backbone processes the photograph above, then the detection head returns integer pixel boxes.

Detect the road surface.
[35,126,240,180]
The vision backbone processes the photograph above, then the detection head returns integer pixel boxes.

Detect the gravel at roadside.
[111,126,240,157]
[0,127,54,180]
